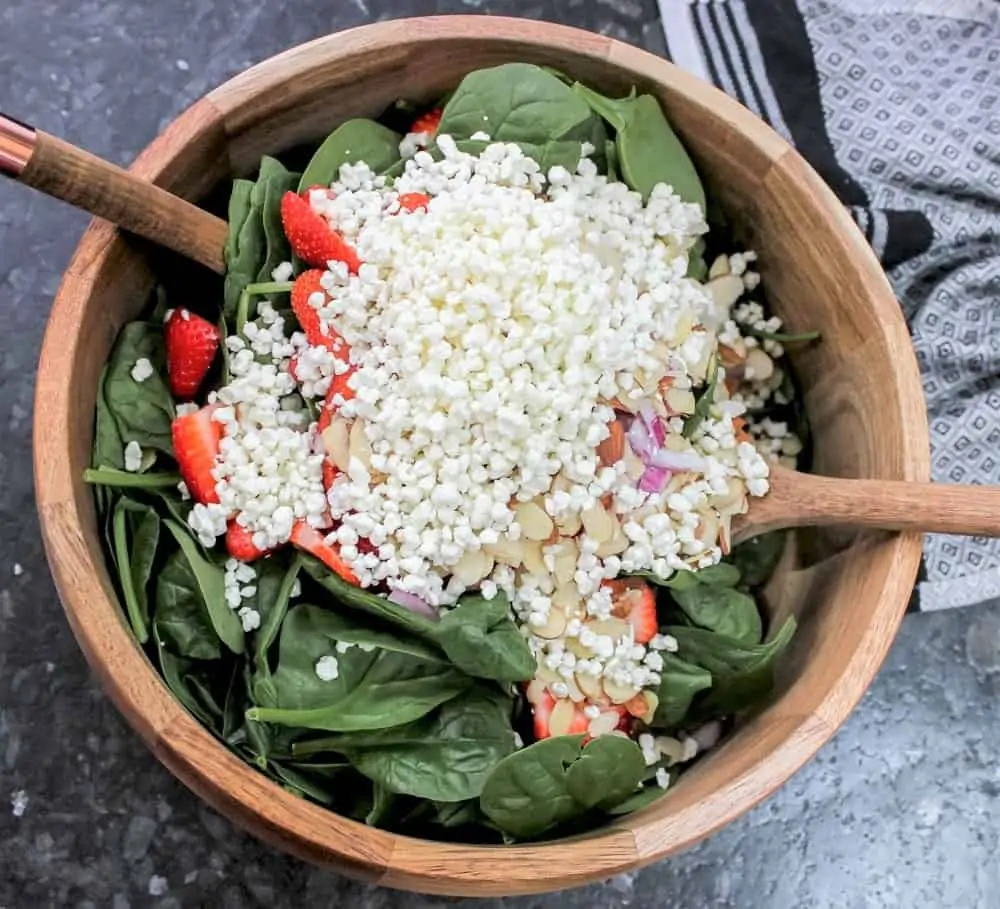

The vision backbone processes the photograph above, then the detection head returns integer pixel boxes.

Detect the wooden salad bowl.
[33,16,928,897]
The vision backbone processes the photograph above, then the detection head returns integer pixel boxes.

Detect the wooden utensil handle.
[780,475,1000,538]
[2,114,227,273]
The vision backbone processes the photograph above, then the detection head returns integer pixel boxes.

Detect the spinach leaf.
[111,498,160,643]
[92,364,125,471]
[686,236,708,281]
[155,549,221,660]
[729,531,787,589]
[84,467,182,489]
[151,620,224,729]
[652,654,713,728]
[605,783,668,816]
[436,592,535,683]
[668,618,796,717]
[298,119,402,193]
[224,178,254,269]
[163,520,244,654]
[572,83,706,210]
[247,603,469,732]
[439,63,600,146]
[224,178,267,320]
[255,157,299,301]
[103,322,175,455]
[672,585,762,645]
[563,734,647,812]
[293,686,515,802]
[683,356,719,438]
[270,760,355,806]
[694,562,742,587]
[253,554,302,673]
[480,734,646,839]
[625,567,699,590]
[744,327,821,344]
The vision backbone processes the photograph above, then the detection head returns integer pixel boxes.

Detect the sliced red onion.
[649,448,706,473]
[627,416,654,461]
[638,465,671,493]
[388,588,440,620]
[639,401,666,448]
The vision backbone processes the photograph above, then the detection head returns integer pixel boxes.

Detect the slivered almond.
[603,678,640,705]
[322,418,351,473]
[581,502,615,544]
[548,699,577,737]
[521,540,547,576]
[556,511,583,536]
[548,539,578,587]
[563,675,586,703]
[452,549,494,586]
[596,524,629,558]
[707,274,745,309]
[707,254,731,280]
[624,691,658,724]
[516,501,554,541]
[485,537,525,566]
[588,711,621,738]
[551,580,581,614]
[348,419,372,469]
[664,387,697,416]
[533,605,568,640]
[588,617,630,641]
[575,671,604,701]
[597,419,625,467]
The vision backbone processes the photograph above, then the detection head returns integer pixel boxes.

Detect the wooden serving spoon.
[0,112,227,273]
[6,114,1000,547]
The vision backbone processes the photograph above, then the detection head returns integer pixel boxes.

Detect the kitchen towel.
[658,0,1000,611]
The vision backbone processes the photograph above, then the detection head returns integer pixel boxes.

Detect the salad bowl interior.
[34,16,928,897]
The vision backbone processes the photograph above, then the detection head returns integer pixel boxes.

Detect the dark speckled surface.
[1,1,999,906]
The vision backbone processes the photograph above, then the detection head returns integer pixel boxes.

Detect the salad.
[85,63,812,842]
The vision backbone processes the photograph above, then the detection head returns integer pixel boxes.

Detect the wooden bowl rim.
[33,16,929,896]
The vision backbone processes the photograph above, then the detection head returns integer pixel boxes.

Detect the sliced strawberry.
[163,309,220,400]
[322,459,339,491]
[280,191,361,272]
[288,354,301,382]
[397,192,431,213]
[290,521,359,585]
[225,520,271,561]
[524,681,589,741]
[172,405,222,504]
[325,365,357,408]
[604,577,657,644]
[410,108,442,136]
[290,270,352,360]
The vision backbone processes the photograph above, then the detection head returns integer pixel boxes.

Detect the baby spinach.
[605,783,669,816]
[668,618,796,718]
[224,176,268,320]
[102,322,176,455]
[683,356,720,438]
[255,157,298,295]
[155,549,222,660]
[92,365,125,472]
[572,83,706,210]
[729,531,787,589]
[652,654,713,728]
[694,562,742,587]
[439,63,600,146]
[247,603,468,732]
[252,554,302,673]
[84,468,182,489]
[672,585,762,645]
[687,236,708,281]
[152,621,225,729]
[224,178,254,268]
[298,687,515,802]
[436,592,535,684]
[298,119,402,193]
[111,498,160,643]
[163,520,244,655]
[480,734,646,839]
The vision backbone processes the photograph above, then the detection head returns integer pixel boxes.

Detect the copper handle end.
[0,114,37,177]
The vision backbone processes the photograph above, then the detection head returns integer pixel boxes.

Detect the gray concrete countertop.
[1,1,998,906]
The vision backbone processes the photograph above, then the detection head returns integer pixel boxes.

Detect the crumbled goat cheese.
[655,768,671,790]
[123,441,143,473]
[131,357,154,383]
[315,655,340,681]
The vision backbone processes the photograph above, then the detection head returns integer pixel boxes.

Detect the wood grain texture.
[19,128,228,272]
[33,17,929,897]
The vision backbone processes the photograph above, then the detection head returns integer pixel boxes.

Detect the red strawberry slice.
[321,460,339,492]
[325,365,357,409]
[524,681,589,741]
[225,520,271,561]
[604,578,657,644]
[164,309,220,400]
[280,191,361,272]
[290,521,359,585]
[410,108,442,136]
[172,405,222,504]
[290,270,352,359]
[397,192,431,213]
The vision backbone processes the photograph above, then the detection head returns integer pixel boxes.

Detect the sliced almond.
[548,699,577,737]
[322,418,351,473]
[710,477,746,511]
[533,605,568,640]
[587,710,621,738]
[655,735,687,765]
[563,675,586,703]
[534,664,561,685]
[595,524,629,558]
[551,579,581,614]
[603,677,641,705]
[717,342,746,368]
[516,500,554,541]
[597,419,625,467]
[521,540,547,576]
[624,690,658,724]
[485,537,525,567]
[622,441,646,482]
[707,254,731,280]
[664,387,696,416]
[706,274,745,310]
[581,502,615,544]
[588,617,630,641]
[745,346,775,382]
[348,418,372,470]
[674,310,694,345]
[452,549,494,586]
[665,470,694,494]
[548,538,578,586]
[719,513,732,555]
[696,511,719,548]
[525,679,548,704]
[555,511,583,536]
[575,670,605,701]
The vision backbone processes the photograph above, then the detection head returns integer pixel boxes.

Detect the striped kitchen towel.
[657,0,1000,611]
